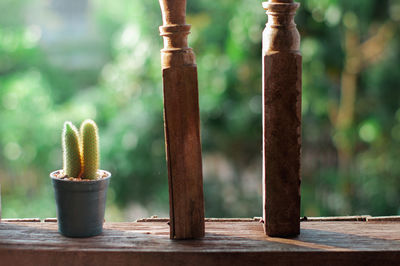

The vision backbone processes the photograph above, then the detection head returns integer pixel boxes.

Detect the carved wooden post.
[158,0,205,239]
[262,0,302,237]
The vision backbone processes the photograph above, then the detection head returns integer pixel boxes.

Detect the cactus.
[80,119,100,180]
[61,119,100,179]
[62,122,82,178]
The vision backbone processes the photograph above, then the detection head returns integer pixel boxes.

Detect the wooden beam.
[1,221,400,265]
[366,216,400,222]
[262,0,302,237]
[301,216,371,222]
[158,0,205,240]
[136,217,263,222]
[1,218,41,222]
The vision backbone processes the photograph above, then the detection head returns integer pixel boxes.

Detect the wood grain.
[159,0,205,239]
[262,0,302,237]
[0,220,400,265]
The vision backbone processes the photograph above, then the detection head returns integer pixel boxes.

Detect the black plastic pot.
[50,170,111,237]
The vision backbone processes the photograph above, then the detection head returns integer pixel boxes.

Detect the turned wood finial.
[159,0,195,68]
[262,0,300,54]
[262,0,302,237]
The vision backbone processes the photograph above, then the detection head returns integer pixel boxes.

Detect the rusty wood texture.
[262,0,302,237]
[1,221,400,265]
[158,0,205,239]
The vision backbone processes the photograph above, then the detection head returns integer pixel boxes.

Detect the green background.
[0,0,399,220]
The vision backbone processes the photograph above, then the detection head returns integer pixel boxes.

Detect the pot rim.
[50,169,111,183]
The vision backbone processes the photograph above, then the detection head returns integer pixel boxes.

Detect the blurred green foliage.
[0,0,399,220]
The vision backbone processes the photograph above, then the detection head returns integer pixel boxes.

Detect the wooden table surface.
[1,218,400,265]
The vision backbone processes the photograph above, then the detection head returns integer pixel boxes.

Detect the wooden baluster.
[158,0,205,239]
[262,0,302,237]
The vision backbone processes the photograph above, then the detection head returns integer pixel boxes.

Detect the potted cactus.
[50,119,111,237]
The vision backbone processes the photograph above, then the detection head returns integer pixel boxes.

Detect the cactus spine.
[80,119,100,180]
[62,122,82,178]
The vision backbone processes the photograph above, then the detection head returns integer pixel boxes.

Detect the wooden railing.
[1,217,400,265]
[159,0,205,240]
[158,0,302,239]
[262,0,302,237]
[1,0,399,265]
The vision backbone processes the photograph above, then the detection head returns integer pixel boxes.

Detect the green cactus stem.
[62,122,82,178]
[80,119,100,179]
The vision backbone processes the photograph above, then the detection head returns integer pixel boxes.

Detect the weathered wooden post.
[262,0,302,237]
[158,0,205,239]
